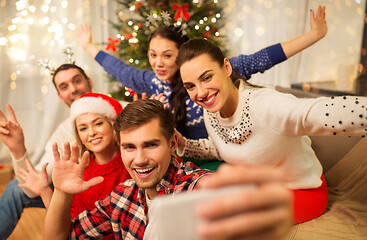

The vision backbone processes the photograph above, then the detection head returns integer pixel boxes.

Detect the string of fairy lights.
[0,0,78,99]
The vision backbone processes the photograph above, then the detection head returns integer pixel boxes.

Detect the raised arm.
[0,104,36,196]
[44,142,104,240]
[76,24,156,95]
[76,23,100,58]
[0,104,26,160]
[281,5,327,58]
[229,6,327,80]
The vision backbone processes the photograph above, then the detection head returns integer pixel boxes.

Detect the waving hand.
[51,142,104,194]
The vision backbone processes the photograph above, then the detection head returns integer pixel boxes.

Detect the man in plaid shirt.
[45,99,292,240]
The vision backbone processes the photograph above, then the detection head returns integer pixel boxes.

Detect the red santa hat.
[70,93,122,121]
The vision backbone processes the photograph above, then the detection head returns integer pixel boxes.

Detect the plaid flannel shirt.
[70,156,211,240]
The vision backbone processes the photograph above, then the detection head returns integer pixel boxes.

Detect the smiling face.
[54,68,93,107]
[180,54,238,117]
[75,113,116,155]
[148,36,179,83]
[119,117,177,199]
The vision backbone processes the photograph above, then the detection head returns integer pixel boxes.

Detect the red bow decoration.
[125,33,132,40]
[135,1,143,10]
[106,37,120,52]
[172,3,190,21]
[126,88,136,96]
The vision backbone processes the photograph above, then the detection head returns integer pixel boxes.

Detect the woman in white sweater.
[175,38,367,224]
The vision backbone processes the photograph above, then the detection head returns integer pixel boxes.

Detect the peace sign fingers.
[6,104,20,125]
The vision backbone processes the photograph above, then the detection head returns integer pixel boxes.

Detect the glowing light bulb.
[29,5,36,12]
[41,17,50,25]
[10,82,16,90]
[41,85,48,94]
[11,72,17,81]
[41,5,49,12]
[21,10,28,16]
[234,28,243,37]
[68,23,76,30]
[26,18,34,24]
[61,0,68,8]
[12,17,21,24]
[0,37,7,46]
[36,102,43,111]
[8,25,17,31]
[16,0,27,11]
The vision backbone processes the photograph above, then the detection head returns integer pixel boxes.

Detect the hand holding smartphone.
[147,185,254,240]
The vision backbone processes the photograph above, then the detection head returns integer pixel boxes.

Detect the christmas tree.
[105,0,226,100]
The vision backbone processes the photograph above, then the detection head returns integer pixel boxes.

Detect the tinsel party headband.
[144,10,189,36]
[38,47,75,75]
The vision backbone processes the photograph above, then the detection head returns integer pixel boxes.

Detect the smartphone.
[147,184,254,240]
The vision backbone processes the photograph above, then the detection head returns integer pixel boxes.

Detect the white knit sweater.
[178,81,367,189]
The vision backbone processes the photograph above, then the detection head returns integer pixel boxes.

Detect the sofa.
[276,86,367,240]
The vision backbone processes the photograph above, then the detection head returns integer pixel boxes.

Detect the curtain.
[0,0,118,164]
[224,0,366,88]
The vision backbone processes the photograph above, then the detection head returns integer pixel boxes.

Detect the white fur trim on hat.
[70,96,117,122]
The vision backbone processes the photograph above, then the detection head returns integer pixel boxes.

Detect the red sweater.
[71,152,131,239]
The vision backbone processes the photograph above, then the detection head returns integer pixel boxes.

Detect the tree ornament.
[134,1,143,10]
[172,3,190,21]
[124,33,132,40]
[161,10,171,20]
[106,37,121,52]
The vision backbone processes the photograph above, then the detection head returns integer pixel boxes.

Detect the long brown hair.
[176,38,250,86]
